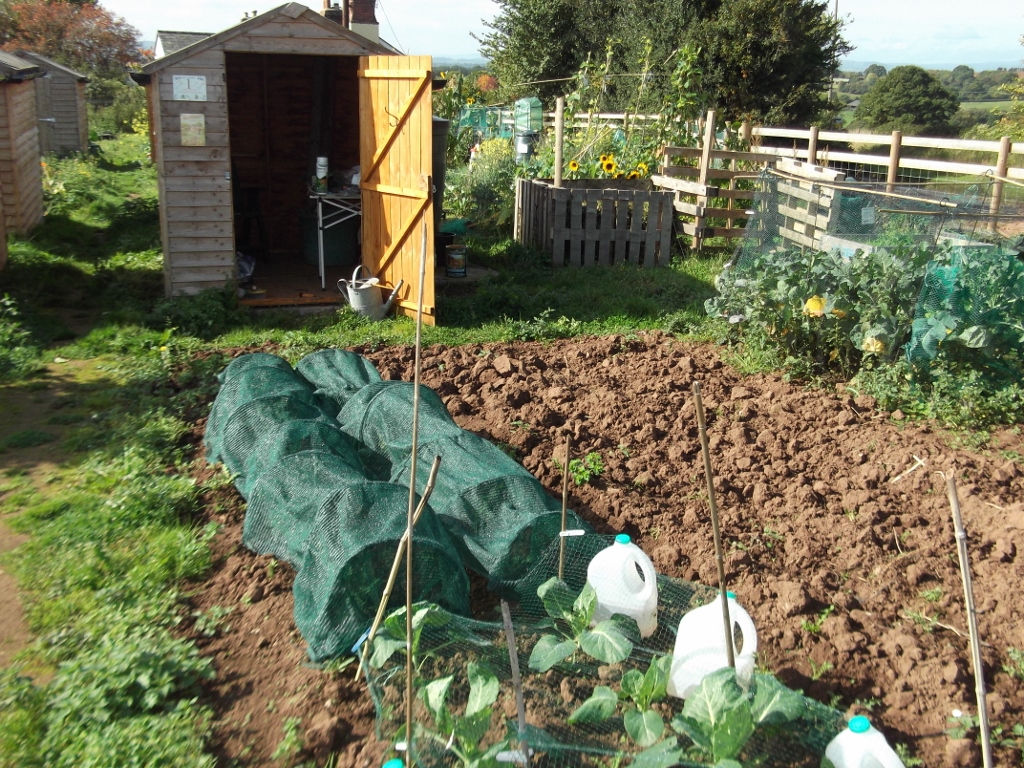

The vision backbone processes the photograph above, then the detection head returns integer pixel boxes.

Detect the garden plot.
[185,332,1023,768]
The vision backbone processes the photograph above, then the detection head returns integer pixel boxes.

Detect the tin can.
[445,244,467,278]
[313,156,328,194]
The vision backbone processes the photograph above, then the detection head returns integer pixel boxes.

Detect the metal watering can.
[338,265,404,321]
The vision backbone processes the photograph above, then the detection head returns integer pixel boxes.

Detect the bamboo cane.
[942,472,994,768]
[501,600,531,768]
[558,432,572,581]
[692,381,735,667]
[357,455,441,681]
[403,221,429,768]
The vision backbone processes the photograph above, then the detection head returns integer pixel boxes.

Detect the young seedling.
[527,578,633,672]
[671,668,805,765]
[416,662,509,768]
[568,655,673,747]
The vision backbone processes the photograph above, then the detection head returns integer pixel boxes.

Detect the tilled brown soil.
[185,331,1023,768]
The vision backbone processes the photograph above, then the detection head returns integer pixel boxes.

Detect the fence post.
[989,135,1011,230]
[554,96,565,189]
[807,126,819,166]
[740,121,752,146]
[694,110,717,251]
[886,131,902,192]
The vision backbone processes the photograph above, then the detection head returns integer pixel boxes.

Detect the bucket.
[585,534,658,637]
[445,244,467,278]
[667,591,757,699]
[824,716,906,768]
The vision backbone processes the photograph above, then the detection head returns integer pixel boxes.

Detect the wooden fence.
[514,178,674,267]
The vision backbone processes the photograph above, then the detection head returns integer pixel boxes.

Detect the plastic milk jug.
[822,716,906,768]
[667,591,757,699]
[585,534,658,637]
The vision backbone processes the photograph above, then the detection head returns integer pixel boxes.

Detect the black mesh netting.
[362,534,846,768]
[203,351,591,663]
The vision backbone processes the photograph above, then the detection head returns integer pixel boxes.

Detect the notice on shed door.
[180,114,206,146]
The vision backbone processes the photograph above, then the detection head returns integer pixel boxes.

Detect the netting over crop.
[708,168,1024,380]
[363,534,846,768]
[203,350,590,661]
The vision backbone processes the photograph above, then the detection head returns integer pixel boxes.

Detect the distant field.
[960,100,1014,111]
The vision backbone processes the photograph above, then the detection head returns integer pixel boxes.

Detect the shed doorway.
[225,52,361,305]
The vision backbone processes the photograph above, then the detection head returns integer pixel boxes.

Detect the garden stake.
[501,600,531,768]
[559,432,572,581]
[554,96,564,189]
[941,471,994,768]
[404,221,429,768]
[357,455,441,682]
[692,381,736,668]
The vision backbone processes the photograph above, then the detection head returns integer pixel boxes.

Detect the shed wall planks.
[0,80,43,234]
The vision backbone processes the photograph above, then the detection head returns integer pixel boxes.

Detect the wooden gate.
[358,55,435,324]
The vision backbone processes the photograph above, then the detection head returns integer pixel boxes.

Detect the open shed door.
[358,55,435,324]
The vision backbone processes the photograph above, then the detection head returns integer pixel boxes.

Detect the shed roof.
[155,31,214,57]
[0,51,43,82]
[14,51,89,82]
[142,2,391,74]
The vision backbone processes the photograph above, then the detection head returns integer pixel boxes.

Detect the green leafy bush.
[445,138,517,231]
[148,288,249,341]
[0,294,40,383]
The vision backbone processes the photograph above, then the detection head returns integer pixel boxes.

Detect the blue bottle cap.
[615,533,631,544]
[849,715,871,733]
[727,591,736,599]
[383,760,405,768]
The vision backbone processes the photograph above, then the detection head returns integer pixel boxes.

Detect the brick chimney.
[348,0,380,42]
[323,2,345,25]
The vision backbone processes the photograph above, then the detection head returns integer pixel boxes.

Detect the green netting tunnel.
[294,481,470,662]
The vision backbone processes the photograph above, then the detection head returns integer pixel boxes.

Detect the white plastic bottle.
[667,591,757,699]
[585,534,658,637]
[822,716,906,768]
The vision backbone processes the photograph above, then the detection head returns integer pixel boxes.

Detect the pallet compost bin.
[16,51,89,155]
[133,2,438,322]
[514,178,674,267]
[0,52,44,237]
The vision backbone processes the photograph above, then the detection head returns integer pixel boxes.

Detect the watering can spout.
[382,280,404,315]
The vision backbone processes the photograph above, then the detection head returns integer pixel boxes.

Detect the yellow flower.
[626,170,639,179]
[599,154,609,164]
[602,160,617,174]
[803,295,826,317]
[614,171,624,178]
[636,162,649,175]
[831,308,847,319]
[862,336,886,354]
[568,160,580,172]
[466,97,475,104]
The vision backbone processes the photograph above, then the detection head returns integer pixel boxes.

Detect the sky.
[101,0,1024,68]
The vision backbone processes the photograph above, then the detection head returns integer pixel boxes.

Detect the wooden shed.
[134,3,438,323]
[15,51,89,156]
[0,52,44,236]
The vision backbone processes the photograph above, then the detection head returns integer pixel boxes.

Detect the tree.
[688,0,850,125]
[864,63,886,78]
[0,0,143,79]
[478,0,850,125]
[853,65,960,136]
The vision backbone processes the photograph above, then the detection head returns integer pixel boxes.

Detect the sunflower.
[803,295,825,317]
[602,159,617,174]
[626,170,639,180]
[599,154,610,164]
[636,161,649,175]
[831,308,847,319]
[614,171,624,178]
[568,160,580,172]
[466,97,475,105]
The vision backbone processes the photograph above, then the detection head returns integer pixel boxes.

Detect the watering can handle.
[352,264,370,283]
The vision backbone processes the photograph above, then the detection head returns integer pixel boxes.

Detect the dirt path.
[184,332,1023,768]
[0,359,114,668]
